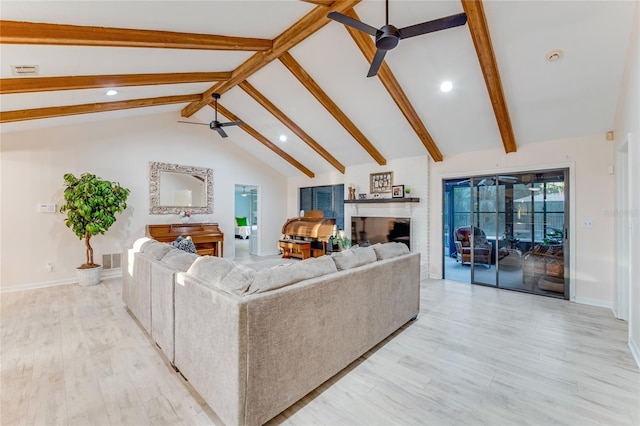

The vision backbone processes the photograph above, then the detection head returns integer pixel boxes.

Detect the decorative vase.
[76,265,103,286]
[181,216,189,223]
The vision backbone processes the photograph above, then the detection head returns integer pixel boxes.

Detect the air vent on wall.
[102,253,122,270]
[11,65,39,76]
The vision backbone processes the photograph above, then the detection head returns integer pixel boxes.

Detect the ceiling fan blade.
[178,120,208,126]
[215,127,228,138]
[327,11,379,37]
[367,49,387,78]
[398,12,467,40]
[218,121,243,127]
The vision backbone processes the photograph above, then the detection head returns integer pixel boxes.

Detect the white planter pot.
[76,265,103,286]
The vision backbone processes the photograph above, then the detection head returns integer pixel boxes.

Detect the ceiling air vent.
[11,65,39,77]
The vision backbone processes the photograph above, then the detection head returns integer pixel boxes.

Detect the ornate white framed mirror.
[149,161,213,214]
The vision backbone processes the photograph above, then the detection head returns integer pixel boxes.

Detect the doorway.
[443,169,569,299]
[615,142,630,320]
[234,184,258,261]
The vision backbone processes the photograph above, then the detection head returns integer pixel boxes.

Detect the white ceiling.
[0,1,636,177]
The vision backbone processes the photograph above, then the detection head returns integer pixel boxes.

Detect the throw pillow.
[236,217,248,227]
[170,235,197,254]
[331,246,377,270]
[371,242,410,260]
[247,255,337,294]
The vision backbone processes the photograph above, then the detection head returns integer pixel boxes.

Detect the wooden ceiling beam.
[0,20,272,51]
[299,0,334,6]
[239,80,345,174]
[342,9,444,162]
[214,103,315,178]
[0,94,200,123]
[0,72,232,95]
[181,0,361,118]
[461,0,517,153]
[279,52,386,166]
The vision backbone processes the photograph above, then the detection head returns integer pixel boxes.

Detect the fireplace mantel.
[344,197,420,204]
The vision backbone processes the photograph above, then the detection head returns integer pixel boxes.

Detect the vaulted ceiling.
[0,1,635,177]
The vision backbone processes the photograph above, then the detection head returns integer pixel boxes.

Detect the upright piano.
[146,222,224,257]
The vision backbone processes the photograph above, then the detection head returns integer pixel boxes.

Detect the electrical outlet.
[582,219,593,228]
[46,261,53,272]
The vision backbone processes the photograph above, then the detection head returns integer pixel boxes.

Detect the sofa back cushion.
[187,256,235,286]
[142,242,174,260]
[161,250,198,272]
[218,264,256,295]
[331,246,377,270]
[133,237,155,253]
[247,255,337,294]
[372,242,410,260]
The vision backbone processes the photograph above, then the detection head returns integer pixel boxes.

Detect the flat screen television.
[351,216,411,250]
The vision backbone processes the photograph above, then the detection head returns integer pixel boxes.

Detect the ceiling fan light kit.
[328,0,468,77]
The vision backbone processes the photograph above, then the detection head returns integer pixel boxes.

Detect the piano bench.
[279,240,311,260]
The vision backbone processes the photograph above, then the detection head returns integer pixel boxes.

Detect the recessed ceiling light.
[106,89,118,96]
[546,49,563,62]
[279,134,287,142]
[440,81,453,93]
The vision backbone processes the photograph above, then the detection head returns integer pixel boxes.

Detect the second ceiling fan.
[328,0,468,77]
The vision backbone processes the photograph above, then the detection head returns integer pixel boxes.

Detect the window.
[299,184,344,230]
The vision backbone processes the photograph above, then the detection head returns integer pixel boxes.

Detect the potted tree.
[60,173,130,286]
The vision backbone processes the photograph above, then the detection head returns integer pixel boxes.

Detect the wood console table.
[146,223,224,257]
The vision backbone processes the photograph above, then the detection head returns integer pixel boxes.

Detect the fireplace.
[351,216,411,250]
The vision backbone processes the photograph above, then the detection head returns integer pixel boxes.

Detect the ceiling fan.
[178,93,243,138]
[327,0,467,77]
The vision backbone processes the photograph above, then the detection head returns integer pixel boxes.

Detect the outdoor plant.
[543,228,564,245]
[60,173,130,268]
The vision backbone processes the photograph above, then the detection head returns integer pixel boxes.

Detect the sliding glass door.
[471,176,497,286]
[443,169,569,299]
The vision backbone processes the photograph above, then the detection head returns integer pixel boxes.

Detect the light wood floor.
[2,277,639,425]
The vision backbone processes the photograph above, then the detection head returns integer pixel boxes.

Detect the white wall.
[613,1,640,366]
[287,156,430,278]
[0,111,287,290]
[429,134,616,307]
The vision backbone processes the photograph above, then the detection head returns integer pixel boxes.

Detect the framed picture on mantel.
[370,171,393,194]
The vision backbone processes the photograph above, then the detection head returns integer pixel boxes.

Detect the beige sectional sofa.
[123,239,420,426]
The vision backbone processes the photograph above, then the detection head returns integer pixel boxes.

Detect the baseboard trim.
[573,296,613,310]
[630,338,640,369]
[1,269,122,293]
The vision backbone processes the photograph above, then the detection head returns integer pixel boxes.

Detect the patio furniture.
[454,226,492,268]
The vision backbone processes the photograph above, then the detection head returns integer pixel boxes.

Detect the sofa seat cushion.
[142,241,174,260]
[187,256,235,287]
[372,242,410,260]
[247,255,337,294]
[331,246,377,270]
[161,249,198,272]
